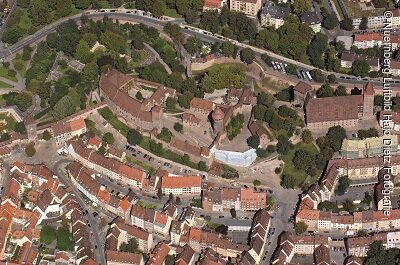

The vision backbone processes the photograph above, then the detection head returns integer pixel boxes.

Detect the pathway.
[143,43,172,74]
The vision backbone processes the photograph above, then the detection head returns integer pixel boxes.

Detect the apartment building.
[353,9,400,29]
[301,11,322,33]
[340,52,380,72]
[353,33,400,49]
[230,0,262,17]
[202,187,266,211]
[340,135,398,159]
[259,1,289,29]
[161,174,201,196]
[51,117,87,146]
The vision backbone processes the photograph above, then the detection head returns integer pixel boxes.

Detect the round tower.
[211,107,225,134]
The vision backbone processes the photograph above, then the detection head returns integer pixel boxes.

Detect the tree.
[15,122,26,134]
[247,135,260,149]
[327,74,336,84]
[336,175,351,195]
[215,225,228,235]
[136,91,144,101]
[102,132,115,145]
[253,179,261,186]
[12,92,33,112]
[327,125,346,152]
[52,96,76,120]
[261,53,272,66]
[56,0,72,17]
[100,31,127,54]
[157,127,173,143]
[157,187,163,199]
[132,37,144,50]
[198,161,208,171]
[181,154,190,164]
[230,208,237,218]
[178,91,194,109]
[222,41,234,57]
[294,221,308,234]
[322,13,338,30]
[309,69,326,83]
[343,199,356,212]
[240,48,255,64]
[301,130,313,143]
[359,17,368,30]
[176,0,190,15]
[173,122,183,133]
[75,0,92,9]
[316,84,334,98]
[75,40,92,63]
[30,0,50,26]
[119,238,138,253]
[185,36,202,55]
[185,9,198,24]
[293,150,315,171]
[25,144,36,157]
[43,130,51,141]
[293,0,311,15]
[281,174,297,189]
[127,128,143,145]
[166,98,177,110]
[257,91,276,107]
[353,60,370,77]
[341,17,354,31]
[335,85,347,96]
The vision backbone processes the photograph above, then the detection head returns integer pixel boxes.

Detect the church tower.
[362,82,374,118]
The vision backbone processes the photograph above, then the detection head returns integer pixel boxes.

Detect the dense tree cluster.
[365,241,400,265]
[226,114,244,140]
[315,126,347,170]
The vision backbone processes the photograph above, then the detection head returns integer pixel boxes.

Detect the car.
[95,245,98,249]
[93,212,98,217]
[144,154,148,158]
[219,215,224,218]
[152,196,158,199]
[268,242,272,246]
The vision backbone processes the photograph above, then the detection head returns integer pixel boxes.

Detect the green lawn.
[56,227,74,251]
[192,62,245,75]
[18,9,32,32]
[126,155,155,174]
[98,107,130,136]
[136,200,156,209]
[0,95,5,106]
[282,142,320,187]
[0,66,17,82]
[68,88,82,109]
[0,80,12,88]
[164,9,182,18]
[0,113,17,131]
[12,53,28,78]
[261,76,290,92]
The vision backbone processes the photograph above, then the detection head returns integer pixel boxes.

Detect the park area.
[281,142,321,190]
[40,224,74,251]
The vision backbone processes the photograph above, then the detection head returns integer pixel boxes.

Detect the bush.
[43,130,51,141]
[174,122,183,133]
[253,179,261,186]
[25,144,36,157]
[275,167,282,174]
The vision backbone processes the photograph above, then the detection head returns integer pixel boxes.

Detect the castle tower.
[211,107,225,134]
[362,82,374,118]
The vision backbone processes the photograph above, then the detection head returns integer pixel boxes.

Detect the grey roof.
[341,51,380,67]
[260,1,289,20]
[301,11,322,25]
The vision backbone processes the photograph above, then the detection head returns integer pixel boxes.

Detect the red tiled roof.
[204,0,223,8]
[161,175,201,189]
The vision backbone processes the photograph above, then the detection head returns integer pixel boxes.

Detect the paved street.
[0,9,398,90]
[51,159,106,265]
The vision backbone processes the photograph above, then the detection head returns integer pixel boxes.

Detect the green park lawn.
[0,80,12,88]
[282,142,320,187]
[18,9,32,32]
[0,66,17,82]
[164,9,182,18]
